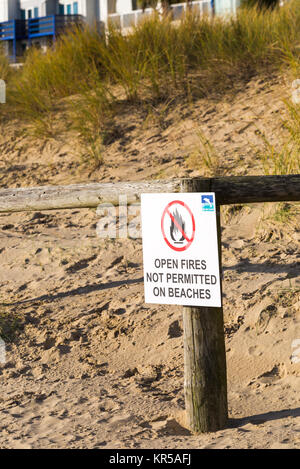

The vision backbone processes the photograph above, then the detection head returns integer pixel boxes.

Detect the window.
[59,4,65,15]
[73,2,78,14]
[34,7,39,18]
[108,0,117,14]
[67,4,72,15]
[27,10,32,19]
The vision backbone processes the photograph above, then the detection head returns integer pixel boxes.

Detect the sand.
[0,73,299,449]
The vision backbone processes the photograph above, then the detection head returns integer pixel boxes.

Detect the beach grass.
[1,1,299,167]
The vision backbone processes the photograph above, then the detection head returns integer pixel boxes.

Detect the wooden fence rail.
[0,174,299,213]
[0,174,299,434]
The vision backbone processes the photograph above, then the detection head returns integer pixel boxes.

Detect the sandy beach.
[0,73,299,449]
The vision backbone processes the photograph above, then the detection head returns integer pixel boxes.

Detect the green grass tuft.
[0,306,23,343]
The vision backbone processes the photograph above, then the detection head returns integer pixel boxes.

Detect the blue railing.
[0,20,26,41]
[28,14,83,40]
[0,20,27,61]
[0,15,83,61]
[28,15,56,39]
[0,20,16,40]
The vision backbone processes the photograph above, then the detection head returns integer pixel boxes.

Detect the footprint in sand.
[248,345,263,357]
[65,254,97,273]
[257,364,286,384]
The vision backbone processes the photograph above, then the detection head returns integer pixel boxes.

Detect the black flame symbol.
[170,208,185,243]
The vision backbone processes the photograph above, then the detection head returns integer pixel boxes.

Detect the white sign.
[0,337,6,364]
[141,193,221,307]
[0,80,6,104]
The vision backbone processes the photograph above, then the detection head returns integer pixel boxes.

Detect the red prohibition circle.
[161,200,195,252]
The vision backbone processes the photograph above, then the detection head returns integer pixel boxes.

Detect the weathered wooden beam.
[182,179,228,433]
[0,175,299,213]
[210,174,300,205]
[0,180,182,213]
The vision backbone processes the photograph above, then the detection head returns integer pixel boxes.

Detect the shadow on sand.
[2,277,144,306]
[229,407,300,428]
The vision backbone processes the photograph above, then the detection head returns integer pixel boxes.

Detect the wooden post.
[181,178,228,433]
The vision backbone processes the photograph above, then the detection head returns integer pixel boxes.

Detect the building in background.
[0,1,88,60]
[0,1,241,62]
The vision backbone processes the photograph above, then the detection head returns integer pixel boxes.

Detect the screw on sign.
[161,200,195,252]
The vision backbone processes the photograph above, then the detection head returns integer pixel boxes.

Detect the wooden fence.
[0,174,299,433]
[0,175,299,213]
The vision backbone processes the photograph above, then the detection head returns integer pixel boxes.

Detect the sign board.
[0,80,6,104]
[141,193,221,307]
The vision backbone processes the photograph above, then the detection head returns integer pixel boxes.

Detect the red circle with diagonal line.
[161,200,195,252]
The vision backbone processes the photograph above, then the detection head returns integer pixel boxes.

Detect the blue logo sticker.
[201,195,214,212]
